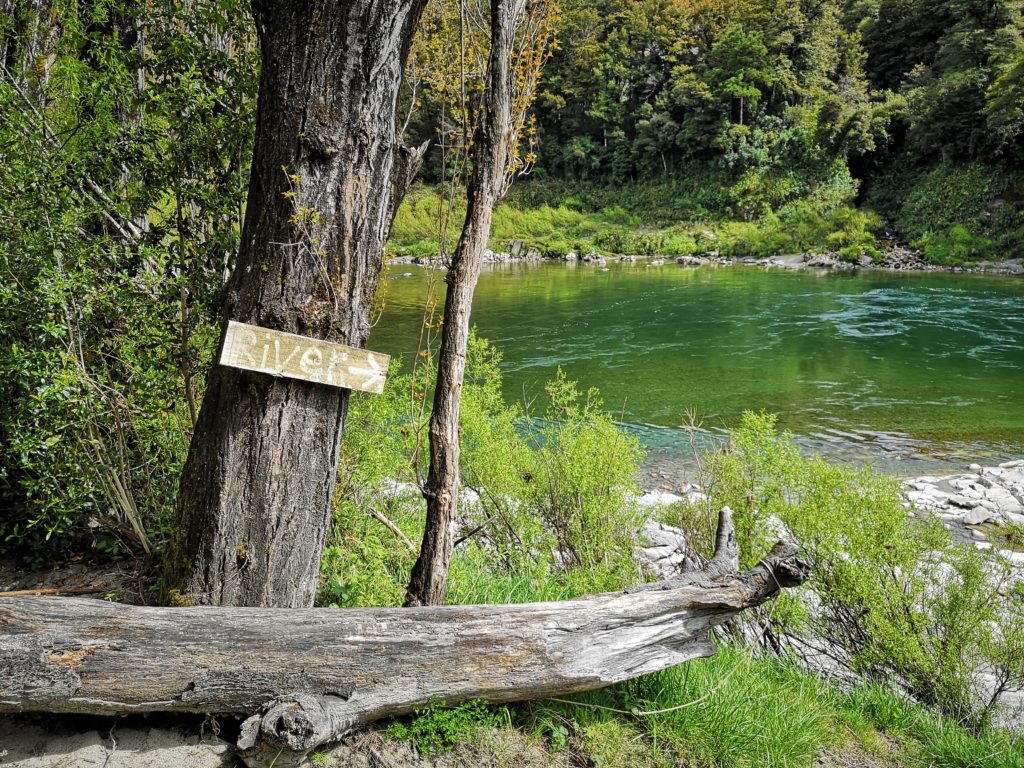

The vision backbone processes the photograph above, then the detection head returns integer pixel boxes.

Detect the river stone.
[964,507,998,525]
[981,486,1021,514]
[637,520,697,578]
[950,494,982,509]
[637,490,683,507]
[1006,551,1024,566]
[806,254,837,268]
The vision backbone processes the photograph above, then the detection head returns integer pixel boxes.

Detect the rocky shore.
[389,240,1024,276]
[638,459,1024,573]
[904,459,1024,561]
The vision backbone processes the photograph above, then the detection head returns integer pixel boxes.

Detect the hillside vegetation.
[395,0,1024,262]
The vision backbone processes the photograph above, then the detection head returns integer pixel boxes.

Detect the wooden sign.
[219,320,389,394]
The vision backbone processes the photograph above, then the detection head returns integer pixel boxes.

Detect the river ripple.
[372,262,1024,479]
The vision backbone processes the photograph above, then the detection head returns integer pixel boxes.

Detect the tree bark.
[165,0,427,609]
[405,0,521,608]
[1,517,807,764]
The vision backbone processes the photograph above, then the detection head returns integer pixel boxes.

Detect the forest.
[1,1,1024,767]
[398,0,1024,263]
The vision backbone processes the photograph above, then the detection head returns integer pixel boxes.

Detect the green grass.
[327,488,1024,768]
[390,185,641,258]
[381,639,1024,767]
[390,179,881,261]
[533,645,846,768]
[848,683,1024,768]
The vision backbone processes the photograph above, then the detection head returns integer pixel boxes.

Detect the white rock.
[984,486,1023,515]
[1004,512,1024,527]
[637,490,683,508]
[964,507,998,525]
[950,494,982,509]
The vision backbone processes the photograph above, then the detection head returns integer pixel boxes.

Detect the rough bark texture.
[0,0,58,89]
[406,0,520,607]
[166,0,427,609]
[0,515,807,764]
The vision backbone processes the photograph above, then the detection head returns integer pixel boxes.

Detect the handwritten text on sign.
[219,321,390,394]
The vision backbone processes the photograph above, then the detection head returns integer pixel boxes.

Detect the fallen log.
[0,509,807,766]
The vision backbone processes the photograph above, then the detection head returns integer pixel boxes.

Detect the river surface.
[370,262,1024,481]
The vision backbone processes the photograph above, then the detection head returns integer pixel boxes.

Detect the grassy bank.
[348,650,1023,768]
[391,162,1024,265]
[391,179,881,263]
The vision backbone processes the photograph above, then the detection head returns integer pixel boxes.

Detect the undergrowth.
[327,341,1024,767]
[390,175,882,262]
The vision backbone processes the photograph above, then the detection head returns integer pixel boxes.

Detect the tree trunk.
[165,0,427,609]
[0,0,58,90]
[405,0,520,608]
[0,515,807,765]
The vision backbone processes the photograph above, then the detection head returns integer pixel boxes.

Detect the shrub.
[386,699,508,757]
[693,411,1024,727]
[916,225,994,265]
[0,230,213,564]
[322,341,647,607]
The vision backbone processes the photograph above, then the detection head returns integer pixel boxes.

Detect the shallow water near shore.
[370,261,1024,481]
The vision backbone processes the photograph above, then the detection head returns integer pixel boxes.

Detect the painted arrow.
[346,353,385,390]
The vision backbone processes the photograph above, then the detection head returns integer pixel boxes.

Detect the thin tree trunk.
[0,0,58,90]
[406,0,520,608]
[165,0,427,609]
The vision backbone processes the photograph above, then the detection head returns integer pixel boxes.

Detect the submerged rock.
[676,255,705,266]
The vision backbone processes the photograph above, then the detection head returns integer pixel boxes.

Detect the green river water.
[370,262,1024,478]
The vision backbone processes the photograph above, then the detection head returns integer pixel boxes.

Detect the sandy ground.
[0,718,238,768]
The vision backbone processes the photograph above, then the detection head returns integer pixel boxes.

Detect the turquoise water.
[370,262,1024,477]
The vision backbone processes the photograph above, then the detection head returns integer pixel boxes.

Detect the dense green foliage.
[0,0,256,561]
[322,335,647,609]
[339,394,1024,765]
[663,412,1024,728]
[392,180,882,261]
[2,0,1023,559]
[396,0,1023,261]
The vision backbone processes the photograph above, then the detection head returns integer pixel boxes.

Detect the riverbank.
[390,180,1024,276]
[391,244,1024,277]
[639,459,1024,563]
[3,457,1022,768]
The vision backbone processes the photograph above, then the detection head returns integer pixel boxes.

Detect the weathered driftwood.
[0,510,806,765]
